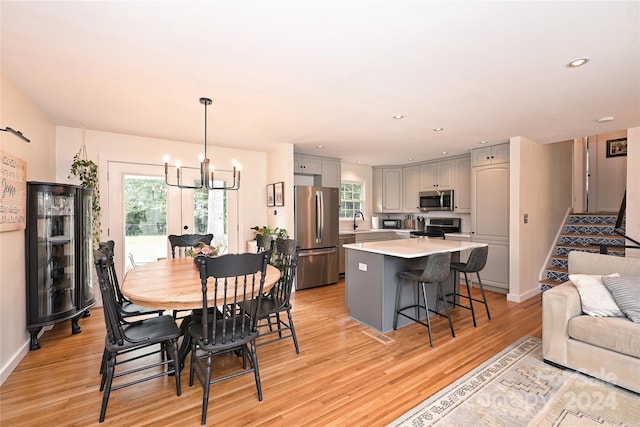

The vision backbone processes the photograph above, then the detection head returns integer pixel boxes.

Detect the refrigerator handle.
[316,190,324,244]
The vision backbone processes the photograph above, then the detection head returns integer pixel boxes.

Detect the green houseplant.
[69,150,101,246]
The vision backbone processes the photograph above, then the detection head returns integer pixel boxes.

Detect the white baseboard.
[507,287,541,303]
[0,339,30,386]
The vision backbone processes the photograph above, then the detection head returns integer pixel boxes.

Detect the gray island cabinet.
[344,238,487,333]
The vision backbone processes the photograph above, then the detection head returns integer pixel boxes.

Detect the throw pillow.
[569,273,624,317]
[602,275,640,323]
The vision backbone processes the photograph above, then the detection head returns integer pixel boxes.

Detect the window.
[340,182,363,219]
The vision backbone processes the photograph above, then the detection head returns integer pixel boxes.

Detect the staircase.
[539,213,626,292]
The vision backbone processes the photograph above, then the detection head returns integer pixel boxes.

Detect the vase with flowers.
[186,242,219,259]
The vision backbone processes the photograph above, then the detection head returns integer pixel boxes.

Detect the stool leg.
[393,278,403,330]
[476,272,491,320]
[463,272,477,327]
[420,282,434,347]
[436,281,455,338]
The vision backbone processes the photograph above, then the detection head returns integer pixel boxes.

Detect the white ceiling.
[1,1,639,166]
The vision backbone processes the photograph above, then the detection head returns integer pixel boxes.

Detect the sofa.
[542,251,640,393]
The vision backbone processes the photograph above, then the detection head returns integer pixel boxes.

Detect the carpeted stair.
[539,214,625,292]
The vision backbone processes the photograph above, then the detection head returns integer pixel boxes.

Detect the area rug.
[388,336,640,427]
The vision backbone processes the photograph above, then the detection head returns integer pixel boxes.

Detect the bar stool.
[393,252,453,347]
[448,246,491,327]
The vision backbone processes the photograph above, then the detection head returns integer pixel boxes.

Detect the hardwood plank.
[0,279,541,426]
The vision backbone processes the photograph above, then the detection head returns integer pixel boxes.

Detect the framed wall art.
[274,182,284,207]
[266,184,275,207]
[606,137,627,158]
[0,150,27,232]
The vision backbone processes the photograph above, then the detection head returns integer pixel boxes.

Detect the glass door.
[107,161,238,276]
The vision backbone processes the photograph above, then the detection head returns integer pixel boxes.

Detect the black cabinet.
[25,182,96,350]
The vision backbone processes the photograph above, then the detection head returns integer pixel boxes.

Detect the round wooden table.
[121,257,280,366]
[121,257,280,310]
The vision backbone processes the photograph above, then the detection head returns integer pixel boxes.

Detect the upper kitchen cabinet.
[321,158,341,188]
[471,143,510,167]
[373,167,403,213]
[402,165,420,213]
[293,154,341,188]
[453,156,471,213]
[419,159,454,190]
[294,154,323,174]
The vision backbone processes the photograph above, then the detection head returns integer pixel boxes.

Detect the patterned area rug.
[388,336,640,426]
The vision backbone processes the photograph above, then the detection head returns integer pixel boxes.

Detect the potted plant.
[69,149,101,246]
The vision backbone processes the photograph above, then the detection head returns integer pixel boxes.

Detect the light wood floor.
[0,279,541,426]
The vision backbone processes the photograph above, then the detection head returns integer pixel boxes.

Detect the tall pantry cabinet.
[470,143,510,292]
[25,182,96,350]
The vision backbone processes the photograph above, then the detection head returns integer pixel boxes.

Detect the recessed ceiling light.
[407,158,414,162]
[441,151,448,155]
[567,57,590,68]
[433,127,444,132]
[316,145,324,149]
[480,140,488,144]
[393,115,404,119]
[597,116,614,123]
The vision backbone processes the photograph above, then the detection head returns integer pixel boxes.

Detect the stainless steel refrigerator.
[294,186,339,290]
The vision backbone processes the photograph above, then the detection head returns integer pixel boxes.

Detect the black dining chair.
[168,233,214,320]
[94,251,182,423]
[168,233,213,258]
[188,251,271,425]
[393,252,453,347]
[96,241,165,375]
[246,238,300,353]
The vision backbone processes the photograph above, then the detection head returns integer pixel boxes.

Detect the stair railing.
[599,191,640,254]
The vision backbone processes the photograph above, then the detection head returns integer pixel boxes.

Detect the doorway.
[585,130,627,213]
[107,161,238,276]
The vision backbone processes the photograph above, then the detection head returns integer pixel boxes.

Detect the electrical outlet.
[358,263,368,272]
[524,213,528,224]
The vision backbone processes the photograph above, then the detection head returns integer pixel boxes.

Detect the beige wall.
[0,72,57,384]
[589,129,628,213]
[266,143,295,237]
[508,137,573,302]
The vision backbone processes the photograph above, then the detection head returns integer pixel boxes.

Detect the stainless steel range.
[410,217,461,239]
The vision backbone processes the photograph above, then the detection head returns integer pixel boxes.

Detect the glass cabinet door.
[35,188,77,318]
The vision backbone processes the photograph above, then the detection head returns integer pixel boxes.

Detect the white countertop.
[343,238,487,259]
[339,229,415,236]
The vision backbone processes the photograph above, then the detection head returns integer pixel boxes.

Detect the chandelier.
[164,97,240,190]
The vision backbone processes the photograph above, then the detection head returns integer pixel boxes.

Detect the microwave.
[381,219,403,229]
[418,190,454,212]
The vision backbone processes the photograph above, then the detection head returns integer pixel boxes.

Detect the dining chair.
[248,238,300,353]
[448,246,491,327]
[393,252,453,347]
[168,233,213,258]
[168,233,214,320]
[188,251,271,425]
[96,241,166,375]
[256,234,274,253]
[94,251,182,423]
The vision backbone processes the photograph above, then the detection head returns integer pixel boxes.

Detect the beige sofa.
[542,251,640,393]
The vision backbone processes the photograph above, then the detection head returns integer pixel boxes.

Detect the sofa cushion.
[569,273,624,317]
[567,315,640,358]
[603,275,640,323]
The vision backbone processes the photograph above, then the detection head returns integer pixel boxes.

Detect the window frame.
[340,181,364,220]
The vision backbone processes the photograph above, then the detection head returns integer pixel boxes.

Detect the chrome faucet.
[353,211,365,230]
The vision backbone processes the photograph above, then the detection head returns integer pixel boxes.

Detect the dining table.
[121,256,281,366]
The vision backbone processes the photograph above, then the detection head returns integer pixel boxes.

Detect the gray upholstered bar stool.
[393,252,453,347]
[448,245,491,327]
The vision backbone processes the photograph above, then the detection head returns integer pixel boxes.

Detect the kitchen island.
[343,238,487,333]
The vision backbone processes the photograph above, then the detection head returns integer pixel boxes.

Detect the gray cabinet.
[471,156,509,292]
[402,165,420,213]
[419,159,454,190]
[453,156,471,213]
[294,155,322,174]
[471,143,510,167]
[373,167,403,213]
[339,234,356,275]
[294,154,341,188]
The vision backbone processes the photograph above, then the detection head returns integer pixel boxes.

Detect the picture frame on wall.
[266,184,275,207]
[606,138,627,158]
[274,182,284,206]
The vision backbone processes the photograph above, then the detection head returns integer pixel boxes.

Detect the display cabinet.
[25,182,96,350]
